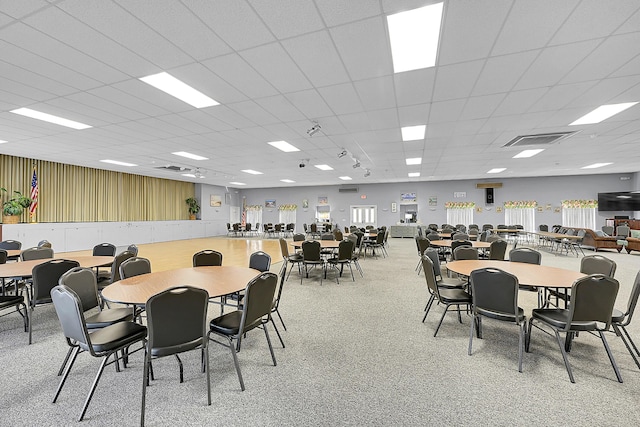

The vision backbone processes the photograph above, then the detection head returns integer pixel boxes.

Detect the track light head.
[307,123,321,137]
[364,169,371,177]
[338,149,347,158]
[353,160,361,169]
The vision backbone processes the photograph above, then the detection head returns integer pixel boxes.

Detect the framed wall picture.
[429,196,437,206]
[210,194,222,207]
[391,202,397,213]
[400,192,417,203]
[302,199,309,208]
[318,196,328,205]
[495,206,503,213]
[265,199,276,208]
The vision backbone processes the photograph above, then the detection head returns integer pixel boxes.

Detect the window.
[351,205,377,228]
[504,201,536,232]
[445,202,474,227]
[561,200,597,229]
[279,204,297,225]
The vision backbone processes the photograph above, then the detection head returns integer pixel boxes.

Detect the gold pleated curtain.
[1,154,194,222]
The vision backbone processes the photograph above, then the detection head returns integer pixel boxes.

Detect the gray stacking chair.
[526,275,622,383]
[488,239,507,260]
[119,256,151,279]
[208,272,278,391]
[193,250,223,267]
[279,238,303,281]
[141,286,210,426]
[469,268,526,372]
[249,251,271,272]
[421,256,472,337]
[20,246,54,261]
[327,239,355,283]
[611,270,640,370]
[28,259,79,344]
[301,240,325,285]
[51,284,147,421]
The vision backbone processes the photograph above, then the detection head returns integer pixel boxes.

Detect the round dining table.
[101,266,261,305]
[446,260,585,289]
[290,240,341,250]
[0,255,114,279]
[429,240,491,249]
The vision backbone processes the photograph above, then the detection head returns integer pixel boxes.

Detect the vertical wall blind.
[1,154,194,222]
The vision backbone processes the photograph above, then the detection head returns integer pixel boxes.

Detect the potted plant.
[186,197,200,220]
[1,188,34,224]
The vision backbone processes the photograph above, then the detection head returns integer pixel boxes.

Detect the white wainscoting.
[2,220,224,252]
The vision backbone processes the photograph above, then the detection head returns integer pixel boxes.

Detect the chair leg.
[227,336,245,391]
[263,323,277,367]
[422,294,435,323]
[57,347,74,376]
[468,314,476,355]
[599,331,623,383]
[553,330,575,383]
[618,325,640,369]
[141,349,150,427]
[78,353,112,421]
[518,322,525,373]
[275,308,287,331]
[175,354,184,383]
[433,305,451,337]
[53,346,79,403]
[525,318,533,352]
[270,316,285,348]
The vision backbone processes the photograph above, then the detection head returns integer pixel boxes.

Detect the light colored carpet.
[1,237,639,426]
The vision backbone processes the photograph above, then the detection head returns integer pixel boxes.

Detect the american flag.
[29,167,38,217]
[241,197,246,226]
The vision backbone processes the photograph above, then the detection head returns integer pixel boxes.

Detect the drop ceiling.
[1,0,640,188]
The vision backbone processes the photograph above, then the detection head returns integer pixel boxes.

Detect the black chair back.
[119,257,151,279]
[568,275,618,328]
[21,247,54,261]
[470,268,519,318]
[32,259,80,305]
[242,273,278,333]
[93,243,116,256]
[302,240,321,261]
[580,255,616,277]
[0,240,22,250]
[193,250,223,267]
[249,251,271,272]
[509,248,541,265]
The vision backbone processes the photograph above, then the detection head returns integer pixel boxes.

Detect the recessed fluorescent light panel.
[139,72,219,108]
[339,176,352,181]
[408,172,420,177]
[241,169,263,175]
[513,149,544,158]
[172,151,208,161]
[229,182,246,186]
[487,168,506,174]
[315,164,334,171]
[401,125,426,141]
[387,2,444,73]
[569,102,638,126]
[100,159,137,167]
[581,162,612,169]
[280,179,295,183]
[0,140,7,144]
[181,173,196,178]
[268,140,300,152]
[10,107,92,130]
[405,158,422,165]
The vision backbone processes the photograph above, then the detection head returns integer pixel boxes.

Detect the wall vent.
[338,186,359,193]
[503,131,578,147]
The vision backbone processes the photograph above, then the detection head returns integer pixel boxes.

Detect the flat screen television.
[597,192,640,211]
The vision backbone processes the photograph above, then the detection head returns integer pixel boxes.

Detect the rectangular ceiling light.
[10,107,92,130]
[139,72,219,108]
[100,159,137,167]
[242,169,263,175]
[181,173,196,178]
[569,102,638,125]
[405,157,422,165]
[513,149,545,158]
[280,179,295,183]
[339,176,352,180]
[387,2,444,73]
[408,172,420,177]
[229,181,246,186]
[401,125,426,141]
[0,139,7,144]
[315,164,334,171]
[581,162,612,169]
[172,151,208,161]
[487,168,506,174]
[268,140,300,152]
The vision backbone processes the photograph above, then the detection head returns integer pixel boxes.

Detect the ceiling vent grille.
[338,186,359,193]
[503,131,578,147]
[155,165,187,172]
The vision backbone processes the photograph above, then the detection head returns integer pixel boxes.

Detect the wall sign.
[400,192,417,203]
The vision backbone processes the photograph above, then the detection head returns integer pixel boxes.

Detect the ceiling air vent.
[338,186,359,193]
[503,131,578,147]
[155,165,187,172]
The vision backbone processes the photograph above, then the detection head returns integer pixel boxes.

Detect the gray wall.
[235,173,635,232]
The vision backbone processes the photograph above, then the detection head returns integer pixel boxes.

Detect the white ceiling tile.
[228,100,279,126]
[354,77,396,111]
[566,75,640,109]
[330,17,393,80]
[433,60,484,102]
[339,112,372,132]
[202,53,278,99]
[493,88,548,117]
[527,82,596,112]
[115,0,232,61]
[398,104,430,126]
[317,83,363,115]
[472,51,540,98]
[366,108,399,130]
[394,68,435,107]
[550,0,640,45]
[459,94,506,120]
[254,96,306,122]
[0,0,49,19]
[240,42,312,93]
[285,89,334,119]
[428,99,466,123]
[560,32,640,84]
[492,0,577,56]
[514,40,599,90]
[181,0,275,50]
[281,30,351,87]
[314,0,382,27]
[248,0,324,39]
[438,0,512,65]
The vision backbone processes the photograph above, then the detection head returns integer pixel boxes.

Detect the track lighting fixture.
[353,159,361,169]
[338,149,347,158]
[307,123,321,137]
[364,169,371,177]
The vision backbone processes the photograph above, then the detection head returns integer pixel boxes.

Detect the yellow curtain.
[1,154,194,222]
